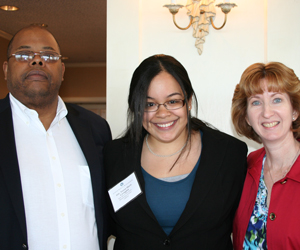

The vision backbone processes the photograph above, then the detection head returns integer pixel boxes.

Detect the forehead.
[11,28,60,52]
[148,71,183,95]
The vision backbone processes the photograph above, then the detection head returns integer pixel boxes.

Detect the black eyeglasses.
[8,51,62,63]
[145,99,185,112]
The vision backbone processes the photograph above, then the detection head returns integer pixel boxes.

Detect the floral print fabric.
[243,156,268,250]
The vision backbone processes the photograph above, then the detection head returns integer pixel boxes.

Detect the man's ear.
[61,62,65,81]
[3,61,8,81]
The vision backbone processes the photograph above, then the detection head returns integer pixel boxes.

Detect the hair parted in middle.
[231,61,300,143]
[125,54,203,143]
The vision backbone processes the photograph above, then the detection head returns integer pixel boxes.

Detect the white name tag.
[108,172,142,212]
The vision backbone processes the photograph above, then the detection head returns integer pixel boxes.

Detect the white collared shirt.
[10,93,100,250]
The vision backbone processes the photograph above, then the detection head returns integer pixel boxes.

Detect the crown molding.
[62,97,106,104]
[64,62,106,68]
[0,30,13,40]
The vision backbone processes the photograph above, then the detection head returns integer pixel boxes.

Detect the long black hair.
[125,54,206,144]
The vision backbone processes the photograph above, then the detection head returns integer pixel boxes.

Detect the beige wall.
[60,65,106,97]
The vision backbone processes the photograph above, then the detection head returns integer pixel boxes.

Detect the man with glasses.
[0,25,111,250]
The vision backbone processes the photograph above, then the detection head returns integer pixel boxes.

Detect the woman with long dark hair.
[104,54,247,249]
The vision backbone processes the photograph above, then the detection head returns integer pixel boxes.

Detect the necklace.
[145,134,187,157]
[267,144,300,184]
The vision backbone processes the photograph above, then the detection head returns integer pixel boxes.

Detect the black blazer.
[0,95,112,250]
[104,124,247,250]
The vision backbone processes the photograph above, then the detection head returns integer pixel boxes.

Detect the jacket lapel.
[65,105,104,207]
[126,126,233,234]
[248,150,265,186]
[0,95,27,241]
[66,105,100,171]
[65,104,107,248]
[171,126,228,233]
[126,139,161,224]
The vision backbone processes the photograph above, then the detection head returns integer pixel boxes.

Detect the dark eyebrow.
[15,45,56,51]
[167,93,182,98]
[42,46,55,51]
[147,92,182,100]
[15,45,31,50]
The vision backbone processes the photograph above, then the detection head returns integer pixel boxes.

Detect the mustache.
[22,69,50,80]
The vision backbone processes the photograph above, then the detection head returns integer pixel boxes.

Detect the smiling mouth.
[262,122,279,128]
[156,121,175,128]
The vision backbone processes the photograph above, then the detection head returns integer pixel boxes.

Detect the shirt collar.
[247,146,300,183]
[286,156,300,183]
[56,96,68,122]
[9,93,68,126]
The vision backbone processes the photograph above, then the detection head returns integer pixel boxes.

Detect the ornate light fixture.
[164,0,237,55]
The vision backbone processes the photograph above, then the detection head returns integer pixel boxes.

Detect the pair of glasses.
[145,99,185,112]
[8,51,62,63]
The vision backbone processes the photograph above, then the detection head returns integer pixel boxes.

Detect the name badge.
[108,172,142,212]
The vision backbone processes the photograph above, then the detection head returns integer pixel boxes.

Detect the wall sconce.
[164,0,237,55]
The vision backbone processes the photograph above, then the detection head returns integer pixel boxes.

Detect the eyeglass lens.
[145,99,185,112]
[13,51,61,62]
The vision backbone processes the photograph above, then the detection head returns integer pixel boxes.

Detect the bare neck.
[264,137,300,170]
[36,106,57,130]
[26,97,59,131]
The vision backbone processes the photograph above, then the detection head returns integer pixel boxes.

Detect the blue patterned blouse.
[243,156,268,250]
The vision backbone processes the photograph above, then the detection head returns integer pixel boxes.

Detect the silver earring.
[293,117,296,121]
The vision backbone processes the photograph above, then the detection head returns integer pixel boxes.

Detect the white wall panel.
[108,0,265,151]
[268,0,300,76]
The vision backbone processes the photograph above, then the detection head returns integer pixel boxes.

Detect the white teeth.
[263,122,279,128]
[156,121,174,128]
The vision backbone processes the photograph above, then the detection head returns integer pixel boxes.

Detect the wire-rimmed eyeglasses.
[8,51,62,63]
[145,99,185,112]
